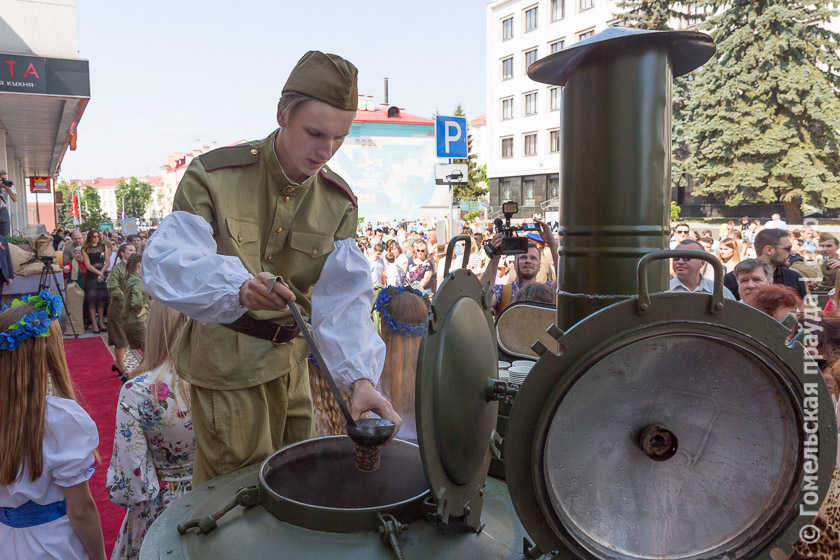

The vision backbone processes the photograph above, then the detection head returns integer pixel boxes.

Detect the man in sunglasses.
[669,223,691,249]
[671,239,735,299]
[723,229,808,300]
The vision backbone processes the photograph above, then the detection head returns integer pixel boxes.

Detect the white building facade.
[485,0,620,216]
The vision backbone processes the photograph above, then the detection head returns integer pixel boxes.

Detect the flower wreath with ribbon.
[375,286,426,337]
[0,290,64,351]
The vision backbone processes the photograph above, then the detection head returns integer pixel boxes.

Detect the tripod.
[37,258,79,338]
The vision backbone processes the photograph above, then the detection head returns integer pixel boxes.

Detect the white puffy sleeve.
[44,396,99,487]
[311,239,385,392]
[142,211,252,324]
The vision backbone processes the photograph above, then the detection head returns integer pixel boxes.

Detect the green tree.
[613,0,683,29]
[80,186,110,226]
[450,103,488,202]
[115,177,154,219]
[684,0,840,221]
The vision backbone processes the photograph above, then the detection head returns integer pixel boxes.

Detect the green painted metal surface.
[416,266,499,526]
[527,29,715,332]
[505,286,837,559]
[140,464,530,560]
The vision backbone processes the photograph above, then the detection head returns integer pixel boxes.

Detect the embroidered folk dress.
[106,367,194,560]
[0,396,99,560]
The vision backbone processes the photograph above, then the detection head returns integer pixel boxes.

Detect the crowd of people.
[4,48,840,560]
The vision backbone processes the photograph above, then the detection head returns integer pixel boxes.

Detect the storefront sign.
[0,54,46,94]
[29,176,51,193]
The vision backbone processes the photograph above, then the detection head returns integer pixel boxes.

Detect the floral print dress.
[106,366,194,560]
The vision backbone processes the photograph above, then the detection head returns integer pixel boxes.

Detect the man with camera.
[480,215,558,316]
[0,169,18,237]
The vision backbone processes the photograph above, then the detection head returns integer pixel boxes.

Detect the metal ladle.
[282,285,396,453]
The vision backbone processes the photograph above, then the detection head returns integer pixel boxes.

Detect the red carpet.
[64,336,125,557]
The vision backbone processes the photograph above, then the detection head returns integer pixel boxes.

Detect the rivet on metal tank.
[527,27,715,330]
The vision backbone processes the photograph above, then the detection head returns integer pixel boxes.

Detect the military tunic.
[168,130,359,483]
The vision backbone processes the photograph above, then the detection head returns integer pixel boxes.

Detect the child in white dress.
[0,291,106,560]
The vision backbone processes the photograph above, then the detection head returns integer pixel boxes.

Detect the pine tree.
[613,0,684,30]
[685,0,840,221]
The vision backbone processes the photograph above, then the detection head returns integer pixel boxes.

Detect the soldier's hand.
[827,258,840,270]
[351,379,402,439]
[239,272,296,311]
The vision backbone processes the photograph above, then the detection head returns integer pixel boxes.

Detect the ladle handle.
[285,293,358,428]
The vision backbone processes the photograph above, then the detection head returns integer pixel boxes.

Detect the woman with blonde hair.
[0,292,106,560]
[107,300,193,560]
[717,237,741,273]
[310,286,428,442]
[375,286,428,442]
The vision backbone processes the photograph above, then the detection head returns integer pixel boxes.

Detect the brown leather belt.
[222,314,300,344]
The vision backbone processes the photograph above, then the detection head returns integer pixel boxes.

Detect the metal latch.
[177,485,260,535]
[377,513,406,560]
[483,379,518,403]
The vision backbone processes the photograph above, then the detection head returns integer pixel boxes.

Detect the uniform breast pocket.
[288,231,334,260]
[225,217,261,266]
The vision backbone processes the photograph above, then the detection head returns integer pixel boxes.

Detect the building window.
[501,137,513,159]
[524,133,538,156]
[525,48,538,70]
[525,6,538,32]
[500,179,513,201]
[551,0,565,20]
[550,87,561,111]
[502,16,513,40]
[548,175,559,199]
[579,0,594,10]
[524,92,538,115]
[550,39,565,53]
[502,97,513,120]
[578,29,595,41]
[524,179,536,206]
[502,57,513,80]
[549,130,560,153]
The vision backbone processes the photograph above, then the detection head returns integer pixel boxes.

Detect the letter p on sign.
[436,116,468,158]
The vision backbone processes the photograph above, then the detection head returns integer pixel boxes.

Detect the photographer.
[479,216,558,316]
[0,169,18,237]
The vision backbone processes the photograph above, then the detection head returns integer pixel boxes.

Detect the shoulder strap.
[199,144,261,172]
[319,166,358,208]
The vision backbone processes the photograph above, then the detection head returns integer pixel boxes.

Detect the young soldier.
[143,52,400,485]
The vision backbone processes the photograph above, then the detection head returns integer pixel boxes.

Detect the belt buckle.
[272,324,290,345]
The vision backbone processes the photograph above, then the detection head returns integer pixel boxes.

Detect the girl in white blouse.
[0,295,105,560]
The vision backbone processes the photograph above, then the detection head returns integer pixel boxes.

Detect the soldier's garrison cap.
[820,231,839,243]
[283,51,358,111]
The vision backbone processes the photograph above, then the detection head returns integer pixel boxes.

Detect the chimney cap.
[528,27,715,87]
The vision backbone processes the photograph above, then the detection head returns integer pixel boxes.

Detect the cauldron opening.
[260,436,428,510]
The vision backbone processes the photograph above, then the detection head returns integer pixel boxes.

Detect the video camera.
[39,255,55,266]
[484,201,542,258]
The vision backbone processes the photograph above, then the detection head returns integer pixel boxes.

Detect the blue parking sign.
[436,116,468,158]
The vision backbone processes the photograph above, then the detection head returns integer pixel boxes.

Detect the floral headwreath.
[375,286,426,337]
[0,290,64,351]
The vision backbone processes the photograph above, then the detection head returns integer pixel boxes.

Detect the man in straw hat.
[143,52,401,484]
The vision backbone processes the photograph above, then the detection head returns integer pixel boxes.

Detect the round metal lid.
[416,265,498,523]
[527,27,715,86]
[506,282,836,558]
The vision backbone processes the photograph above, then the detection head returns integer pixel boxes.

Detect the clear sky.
[59,0,487,181]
